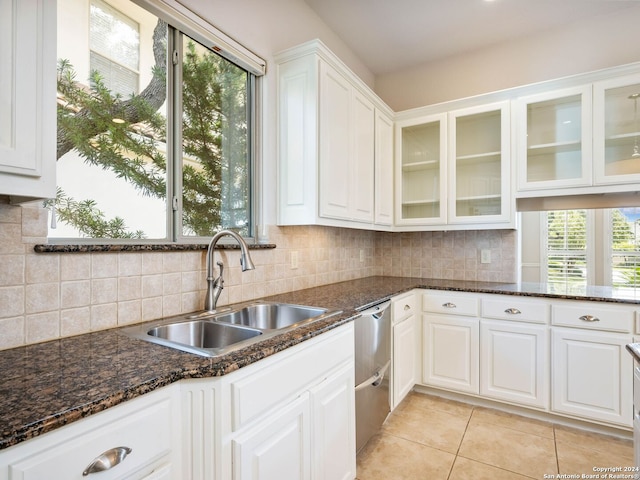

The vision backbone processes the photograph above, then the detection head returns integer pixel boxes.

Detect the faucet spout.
[204,230,255,313]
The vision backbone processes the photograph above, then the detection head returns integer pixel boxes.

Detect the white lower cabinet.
[480,320,549,409]
[0,385,181,480]
[393,313,418,407]
[310,363,356,480]
[422,313,479,394]
[224,323,356,480]
[233,393,312,480]
[552,327,632,427]
[391,291,419,409]
[418,290,634,431]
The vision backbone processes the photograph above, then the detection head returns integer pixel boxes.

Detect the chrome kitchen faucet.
[204,230,255,313]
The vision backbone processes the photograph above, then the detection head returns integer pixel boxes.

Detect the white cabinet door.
[0,0,56,202]
[310,363,356,480]
[515,85,593,192]
[392,313,418,408]
[448,101,512,225]
[350,89,375,223]
[593,72,640,186]
[319,61,351,221]
[423,314,479,394]
[480,320,549,409]
[395,113,448,226]
[374,109,394,226]
[552,327,633,427]
[233,393,311,480]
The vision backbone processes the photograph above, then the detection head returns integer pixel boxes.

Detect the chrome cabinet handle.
[83,446,132,476]
[442,302,456,308]
[579,315,600,322]
[504,308,521,315]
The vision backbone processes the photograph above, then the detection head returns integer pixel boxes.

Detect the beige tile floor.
[356,392,634,480]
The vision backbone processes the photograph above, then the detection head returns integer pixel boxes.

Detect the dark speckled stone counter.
[2,276,640,451]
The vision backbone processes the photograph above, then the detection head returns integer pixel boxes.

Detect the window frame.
[51,0,264,245]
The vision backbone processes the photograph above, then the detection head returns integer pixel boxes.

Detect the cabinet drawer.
[3,387,175,480]
[229,324,354,431]
[552,301,634,333]
[422,291,478,316]
[392,292,417,324]
[482,296,550,324]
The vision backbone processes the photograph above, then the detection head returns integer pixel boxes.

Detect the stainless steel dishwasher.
[354,300,391,453]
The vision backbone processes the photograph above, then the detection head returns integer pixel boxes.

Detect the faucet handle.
[216,261,224,284]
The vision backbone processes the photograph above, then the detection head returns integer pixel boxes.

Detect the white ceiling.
[302,0,640,75]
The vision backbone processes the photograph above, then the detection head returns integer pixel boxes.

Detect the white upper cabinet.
[515,66,640,198]
[448,102,511,225]
[276,40,393,231]
[395,102,513,230]
[515,86,592,192]
[374,109,394,226]
[0,0,56,203]
[395,113,447,226]
[593,73,640,185]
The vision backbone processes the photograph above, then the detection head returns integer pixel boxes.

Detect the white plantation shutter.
[544,210,588,286]
[610,208,640,288]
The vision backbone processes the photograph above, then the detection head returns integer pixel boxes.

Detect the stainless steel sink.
[148,321,262,348]
[214,303,327,329]
[121,301,337,357]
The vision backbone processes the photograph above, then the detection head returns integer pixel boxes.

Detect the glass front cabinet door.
[395,113,447,226]
[448,102,511,225]
[515,86,592,192]
[395,102,512,228]
[593,73,640,186]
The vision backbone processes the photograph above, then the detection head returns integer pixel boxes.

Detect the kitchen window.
[542,209,593,287]
[540,207,640,290]
[52,0,263,242]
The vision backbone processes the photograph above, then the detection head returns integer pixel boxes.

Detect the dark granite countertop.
[2,276,640,451]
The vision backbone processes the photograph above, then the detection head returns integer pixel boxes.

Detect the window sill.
[33,243,276,253]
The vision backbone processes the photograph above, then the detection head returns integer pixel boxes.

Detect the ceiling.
[302,0,640,76]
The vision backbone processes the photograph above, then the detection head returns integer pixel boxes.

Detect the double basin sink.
[122,301,339,357]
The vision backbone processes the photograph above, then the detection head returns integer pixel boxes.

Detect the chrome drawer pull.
[83,446,132,476]
[442,302,456,308]
[579,315,600,323]
[504,308,521,315]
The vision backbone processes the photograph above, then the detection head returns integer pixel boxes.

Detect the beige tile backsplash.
[0,202,516,350]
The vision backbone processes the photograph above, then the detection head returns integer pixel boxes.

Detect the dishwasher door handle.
[359,301,392,319]
[355,360,391,392]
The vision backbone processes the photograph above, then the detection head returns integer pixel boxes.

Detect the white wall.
[376,6,640,111]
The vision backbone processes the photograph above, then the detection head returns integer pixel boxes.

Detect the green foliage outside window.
[51,19,250,239]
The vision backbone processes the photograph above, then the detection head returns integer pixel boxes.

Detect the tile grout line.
[445,405,476,480]
[553,425,561,475]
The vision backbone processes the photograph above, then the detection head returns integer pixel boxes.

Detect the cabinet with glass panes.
[593,73,640,185]
[515,85,592,191]
[395,101,512,229]
[450,103,510,224]
[395,113,447,226]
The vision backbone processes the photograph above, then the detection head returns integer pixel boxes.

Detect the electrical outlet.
[360,249,365,263]
[291,250,299,269]
[481,249,491,264]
